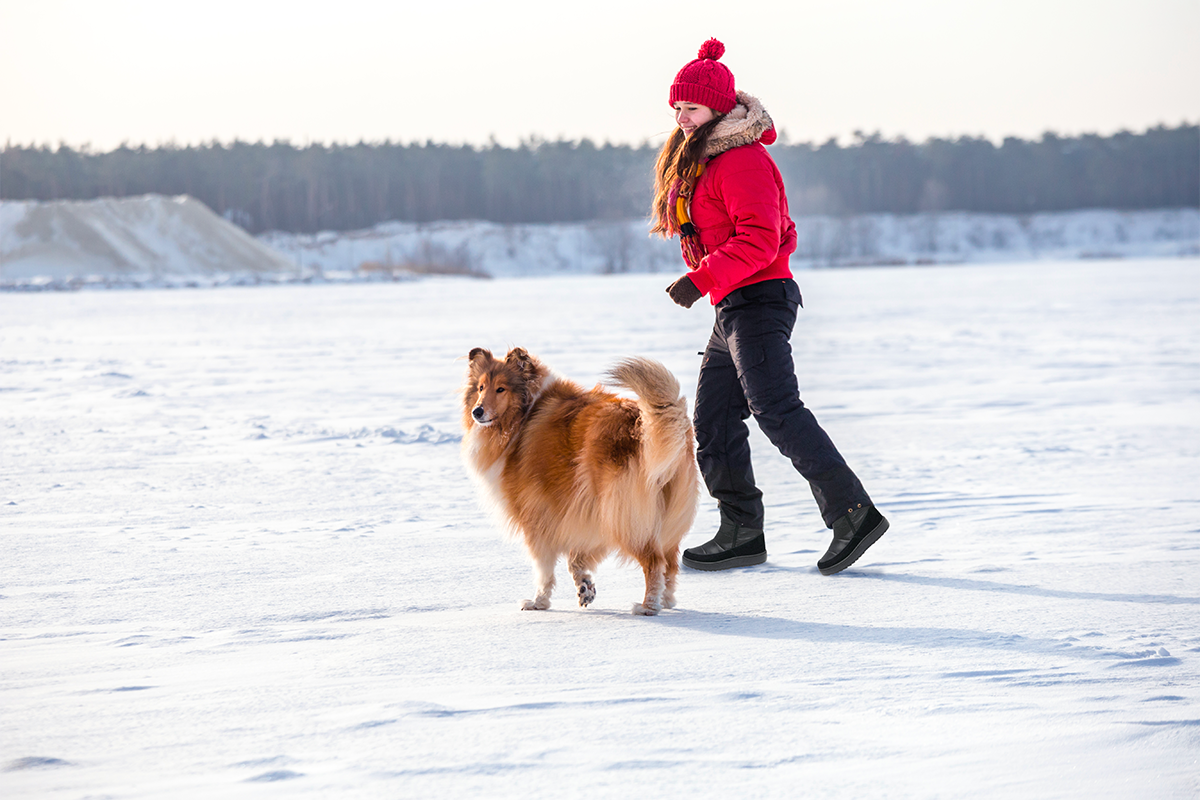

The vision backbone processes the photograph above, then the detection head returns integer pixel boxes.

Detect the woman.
[654,38,888,574]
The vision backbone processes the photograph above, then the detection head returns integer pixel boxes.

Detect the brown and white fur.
[461,347,699,615]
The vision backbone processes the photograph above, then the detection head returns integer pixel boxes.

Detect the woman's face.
[674,101,717,136]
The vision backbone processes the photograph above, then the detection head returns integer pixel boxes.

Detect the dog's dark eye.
[495,387,506,394]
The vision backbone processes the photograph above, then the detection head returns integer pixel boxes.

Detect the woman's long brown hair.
[649,115,723,238]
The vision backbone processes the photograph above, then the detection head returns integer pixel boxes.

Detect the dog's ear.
[505,348,538,380]
[468,347,493,365]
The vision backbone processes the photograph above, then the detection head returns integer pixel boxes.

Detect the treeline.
[776,126,1199,216]
[2,124,1195,233]
[0,138,654,233]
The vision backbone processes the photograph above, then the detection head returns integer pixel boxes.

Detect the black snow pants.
[693,278,870,530]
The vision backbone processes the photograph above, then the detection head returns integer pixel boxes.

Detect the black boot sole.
[682,550,768,571]
[818,516,889,576]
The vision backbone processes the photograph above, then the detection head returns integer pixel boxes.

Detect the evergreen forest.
[2,124,1195,234]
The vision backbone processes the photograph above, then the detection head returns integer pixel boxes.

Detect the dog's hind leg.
[632,550,667,616]
[568,550,602,607]
[521,547,557,611]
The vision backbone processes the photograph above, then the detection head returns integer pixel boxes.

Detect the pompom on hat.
[669,38,737,115]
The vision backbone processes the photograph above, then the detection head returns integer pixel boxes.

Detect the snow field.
[2,259,1198,798]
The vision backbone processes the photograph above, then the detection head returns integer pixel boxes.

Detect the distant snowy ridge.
[1,194,1197,289]
[791,207,1199,265]
[257,218,681,279]
[261,208,1200,278]
[0,194,297,286]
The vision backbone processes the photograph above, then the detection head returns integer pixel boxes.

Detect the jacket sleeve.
[686,152,783,298]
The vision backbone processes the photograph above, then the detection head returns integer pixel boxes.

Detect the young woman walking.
[654,38,888,574]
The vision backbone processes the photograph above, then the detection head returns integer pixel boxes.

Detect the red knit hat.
[669,38,737,115]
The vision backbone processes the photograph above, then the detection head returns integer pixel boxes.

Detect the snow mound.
[0,194,298,284]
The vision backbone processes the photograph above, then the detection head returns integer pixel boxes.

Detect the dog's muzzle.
[471,405,494,426]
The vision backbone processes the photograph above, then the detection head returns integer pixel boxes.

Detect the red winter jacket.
[683,125,799,305]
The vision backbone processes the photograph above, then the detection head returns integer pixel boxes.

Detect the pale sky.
[2,0,1197,152]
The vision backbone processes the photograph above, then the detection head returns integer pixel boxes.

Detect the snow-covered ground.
[2,259,1199,798]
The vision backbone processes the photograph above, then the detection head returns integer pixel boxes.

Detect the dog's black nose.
[472,406,485,420]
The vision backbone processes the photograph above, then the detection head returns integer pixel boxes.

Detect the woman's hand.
[666,275,703,308]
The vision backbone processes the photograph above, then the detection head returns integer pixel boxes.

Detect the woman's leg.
[722,287,871,528]
[683,319,770,570]
[693,322,764,529]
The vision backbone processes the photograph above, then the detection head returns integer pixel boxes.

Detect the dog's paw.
[662,594,677,610]
[631,602,661,616]
[577,577,596,607]
[521,598,550,611]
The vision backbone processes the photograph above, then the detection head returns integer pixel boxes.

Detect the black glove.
[666,275,703,309]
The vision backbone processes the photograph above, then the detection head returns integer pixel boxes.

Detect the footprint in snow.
[246,770,305,782]
[4,757,72,771]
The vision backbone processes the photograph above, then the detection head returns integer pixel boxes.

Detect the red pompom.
[697,38,725,61]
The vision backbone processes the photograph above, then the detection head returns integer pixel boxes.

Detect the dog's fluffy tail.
[605,358,694,490]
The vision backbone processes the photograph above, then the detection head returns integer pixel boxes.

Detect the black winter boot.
[818,504,888,575]
[682,517,767,571]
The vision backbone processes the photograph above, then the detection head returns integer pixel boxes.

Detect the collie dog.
[461,347,699,615]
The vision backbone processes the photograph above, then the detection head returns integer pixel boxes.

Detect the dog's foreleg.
[568,550,599,607]
[521,549,557,611]
[632,552,667,616]
[662,551,680,610]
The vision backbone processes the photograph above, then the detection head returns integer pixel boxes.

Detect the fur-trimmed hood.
[705,91,776,159]
[682,90,796,305]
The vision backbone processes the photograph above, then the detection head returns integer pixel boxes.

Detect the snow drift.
[0,194,298,285]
